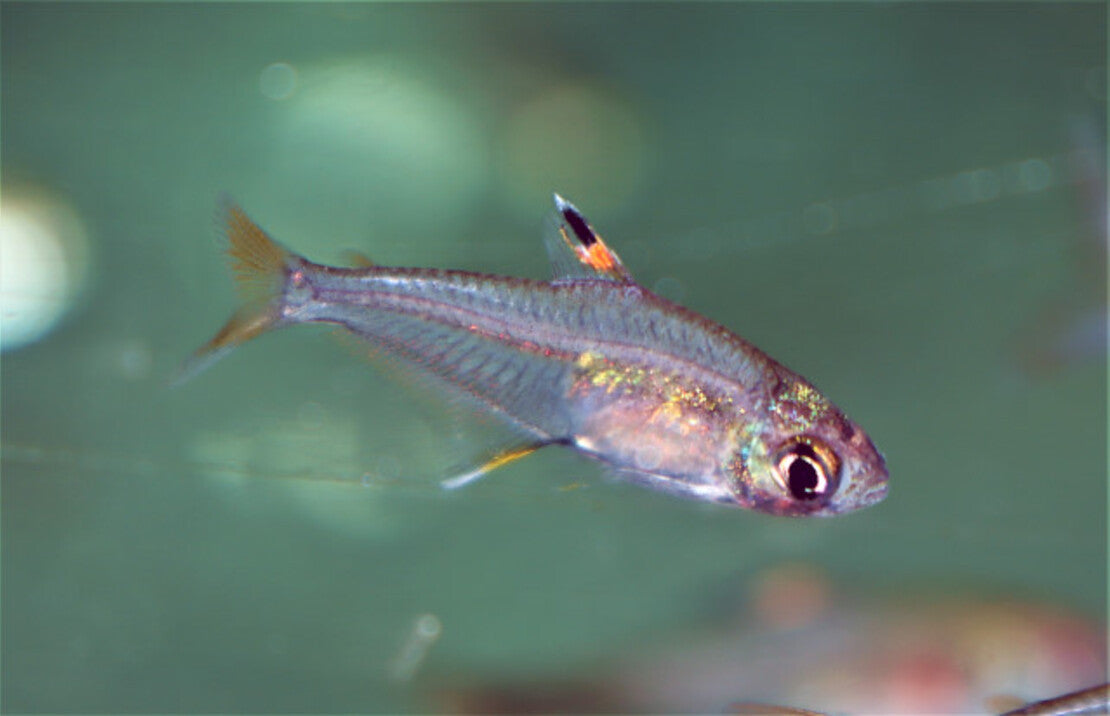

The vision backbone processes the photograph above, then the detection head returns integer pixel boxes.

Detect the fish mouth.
[858,480,889,507]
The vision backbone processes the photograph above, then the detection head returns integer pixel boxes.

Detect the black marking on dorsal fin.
[556,193,600,247]
[546,193,635,283]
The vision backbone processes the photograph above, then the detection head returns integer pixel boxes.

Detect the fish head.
[725,372,889,517]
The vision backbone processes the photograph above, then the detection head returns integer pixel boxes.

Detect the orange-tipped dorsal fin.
[545,193,635,283]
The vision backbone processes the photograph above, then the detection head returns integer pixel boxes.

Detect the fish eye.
[774,438,840,502]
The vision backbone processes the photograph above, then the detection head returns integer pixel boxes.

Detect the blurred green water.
[2,3,1105,713]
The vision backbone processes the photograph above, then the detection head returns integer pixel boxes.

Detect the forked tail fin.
[174,197,295,385]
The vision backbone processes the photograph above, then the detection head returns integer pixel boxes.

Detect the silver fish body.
[183,196,889,516]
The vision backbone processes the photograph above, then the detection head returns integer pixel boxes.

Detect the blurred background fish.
[434,565,1107,714]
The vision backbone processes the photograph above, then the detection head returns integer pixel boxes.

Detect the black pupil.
[787,455,822,500]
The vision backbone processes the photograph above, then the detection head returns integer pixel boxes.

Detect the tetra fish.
[181,194,888,516]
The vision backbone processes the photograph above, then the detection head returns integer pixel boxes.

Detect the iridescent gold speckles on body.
[181,194,889,516]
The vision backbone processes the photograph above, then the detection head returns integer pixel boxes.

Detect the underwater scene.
[2,4,1106,714]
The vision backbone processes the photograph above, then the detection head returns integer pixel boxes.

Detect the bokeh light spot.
[499,82,649,217]
[0,189,90,352]
[266,56,489,243]
[116,338,153,381]
[259,61,298,100]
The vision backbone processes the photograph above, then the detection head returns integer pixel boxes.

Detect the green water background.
[3,3,1106,712]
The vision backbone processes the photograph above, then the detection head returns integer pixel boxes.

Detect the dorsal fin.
[544,193,635,283]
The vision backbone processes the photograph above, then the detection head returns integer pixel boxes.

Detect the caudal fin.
[174,198,294,385]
